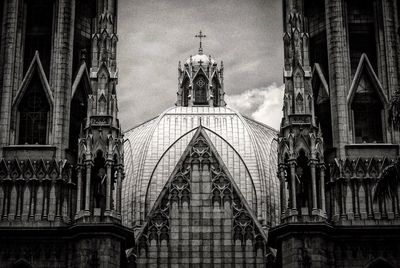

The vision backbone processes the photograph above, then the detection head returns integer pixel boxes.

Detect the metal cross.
[195,30,206,54]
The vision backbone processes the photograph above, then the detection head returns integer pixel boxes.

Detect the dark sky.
[117,0,284,130]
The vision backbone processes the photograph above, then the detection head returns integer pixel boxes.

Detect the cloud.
[226,83,284,129]
[117,0,283,131]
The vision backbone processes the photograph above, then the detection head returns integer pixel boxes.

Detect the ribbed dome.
[185,53,216,66]
[122,106,279,228]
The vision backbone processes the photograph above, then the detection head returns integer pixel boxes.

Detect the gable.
[134,127,274,266]
[12,51,54,109]
[312,63,329,105]
[347,53,388,107]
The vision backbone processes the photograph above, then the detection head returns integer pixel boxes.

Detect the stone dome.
[122,106,280,229]
[185,53,216,66]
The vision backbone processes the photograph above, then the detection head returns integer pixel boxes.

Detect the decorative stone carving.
[211,165,232,206]
[169,166,190,205]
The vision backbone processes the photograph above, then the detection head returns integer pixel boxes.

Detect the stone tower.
[272,0,400,267]
[0,0,132,267]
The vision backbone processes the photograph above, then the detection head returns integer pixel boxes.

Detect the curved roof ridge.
[227,106,274,220]
[133,106,177,187]
[124,115,159,133]
[241,114,279,133]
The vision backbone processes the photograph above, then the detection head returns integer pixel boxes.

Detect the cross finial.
[195,30,206,54]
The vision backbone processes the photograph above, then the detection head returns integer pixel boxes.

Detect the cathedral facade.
[1,0,400,267]
[271,0,400,267]
[0,0,133,267]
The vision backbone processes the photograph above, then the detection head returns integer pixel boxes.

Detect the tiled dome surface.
[122,106,279,228]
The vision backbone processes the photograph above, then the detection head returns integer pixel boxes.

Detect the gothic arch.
[98,94,107,115]
[347,54,388,143]
[13,51,54,109]
[12,52,53,145]
[365,257,394,268]
[72,62,92,98]
[12,259,33,268]
[312,63,329,104]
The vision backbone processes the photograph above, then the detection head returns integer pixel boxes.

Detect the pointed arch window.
[24,0,54,76]
[18,75,50,145]
[194,76,207,105]
[347,0,377,74]
[351,74,383,143]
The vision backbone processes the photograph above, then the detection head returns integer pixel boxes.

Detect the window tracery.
[18,75,50,145]
[194,76,207,104]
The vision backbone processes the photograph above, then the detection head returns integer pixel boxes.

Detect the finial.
[195,30,206,54]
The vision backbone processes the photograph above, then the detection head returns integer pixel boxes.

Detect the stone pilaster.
[325,0,351,158]
[51,0,76,158]
[0,0,19,150]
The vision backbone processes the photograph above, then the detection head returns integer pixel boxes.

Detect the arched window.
[24,0,54,76]
[194,76,207,105]
[18,74,50,145]
[351,74,383,143]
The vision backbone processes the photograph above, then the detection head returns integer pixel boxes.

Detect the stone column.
[320,165,326,212]
[279,165,287,214]
[310,161,318,211]
[85,163,92,212]
[106,162,112,211]
[116,167,122,213]
[290,162,297,210]
[76,166,82,213]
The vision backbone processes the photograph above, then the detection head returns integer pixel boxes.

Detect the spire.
[195,30,206,54]
[277,4,326,223]
[76,0,124,224]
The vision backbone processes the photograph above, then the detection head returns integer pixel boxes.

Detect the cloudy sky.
[117,0,284,131]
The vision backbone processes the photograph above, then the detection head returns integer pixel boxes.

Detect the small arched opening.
[193,75,208,105]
